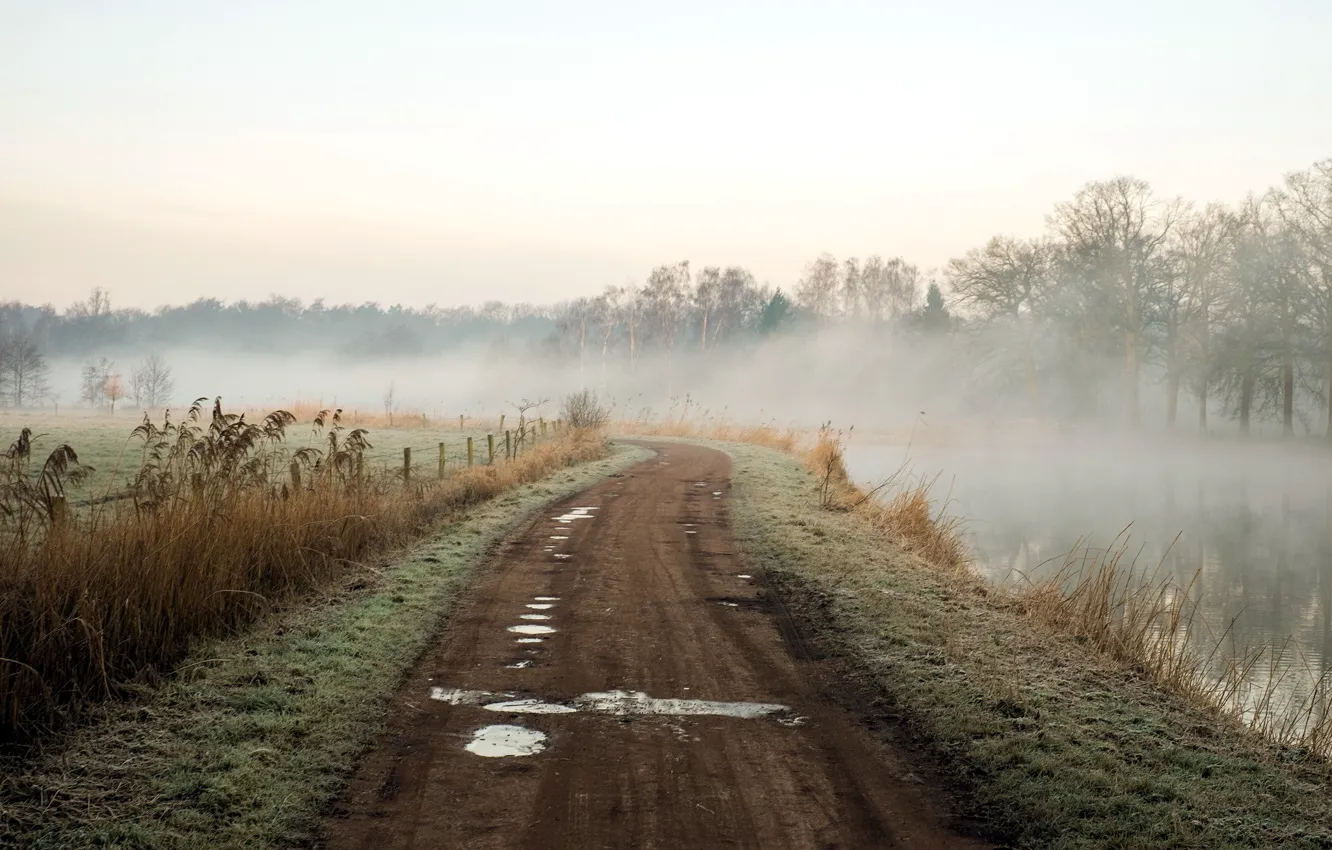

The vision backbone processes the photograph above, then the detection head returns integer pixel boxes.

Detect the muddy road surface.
[325,442,987,850]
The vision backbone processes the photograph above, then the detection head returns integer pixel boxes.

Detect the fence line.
[51,419,571,510]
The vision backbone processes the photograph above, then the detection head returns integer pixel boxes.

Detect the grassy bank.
[722,440,1332,849]
[0,441,649,849]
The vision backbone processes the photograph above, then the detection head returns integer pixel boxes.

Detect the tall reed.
[0,400,606,742]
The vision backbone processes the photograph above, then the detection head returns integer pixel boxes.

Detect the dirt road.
[325,442,987,849]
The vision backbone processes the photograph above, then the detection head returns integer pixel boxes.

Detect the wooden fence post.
[356,453,364,484]
[438,442,446,479]
[290,460,301,490]
[50,495,67,528]
[467,436,474,466]
[487,434,495,464]
[403,447,412,483]
[504,430,512,460]
[459,414,464,431]
[541,418,547,437]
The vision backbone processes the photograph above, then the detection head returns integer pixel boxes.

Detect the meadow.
[0,398,598,743]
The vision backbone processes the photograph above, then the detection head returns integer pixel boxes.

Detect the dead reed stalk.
[0,400,607,742]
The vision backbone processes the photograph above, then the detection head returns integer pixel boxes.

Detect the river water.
[842,431,1332,706]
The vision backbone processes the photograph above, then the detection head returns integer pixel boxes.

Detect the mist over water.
[843,432,1332,698]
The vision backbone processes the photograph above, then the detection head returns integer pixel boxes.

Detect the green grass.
[0,442,650,849]
[719,440,1332,850]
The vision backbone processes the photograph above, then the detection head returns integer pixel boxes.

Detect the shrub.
[561,389,610,430]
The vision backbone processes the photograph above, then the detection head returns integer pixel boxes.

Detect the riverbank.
[722,440,1332,849]
[0,443,649,849]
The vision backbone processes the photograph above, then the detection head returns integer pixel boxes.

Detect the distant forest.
[1,157,1330,436]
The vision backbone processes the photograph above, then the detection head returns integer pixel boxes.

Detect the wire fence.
[60,419,570,511]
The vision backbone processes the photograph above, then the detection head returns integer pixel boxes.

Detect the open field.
[0,400,595,742]
[0,407,538,507]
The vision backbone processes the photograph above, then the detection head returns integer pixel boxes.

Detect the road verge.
[0,442,650,850]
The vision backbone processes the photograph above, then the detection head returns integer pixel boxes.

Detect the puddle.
[435,687,790,721]
[505,660,534,669]
[553,554,572,560]
[534,596,560,602]
[718,601,739,608]
[526,603,554,610]
[429,687,497,705]
[508,624,556,635]
[520,613,552,620]
[550,536,569,540]
[485,699,578,715]
[554,514,595,522]
[516,637,544,643]
[685,530,697,535]
[737,574,752,579]
[465,724,547,757]
[712,491,722,496]
[579,691,789,719]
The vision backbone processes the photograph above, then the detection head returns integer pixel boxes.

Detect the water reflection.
[844,435,1332,704]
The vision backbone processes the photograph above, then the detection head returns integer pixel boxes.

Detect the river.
[842,429,1332,718]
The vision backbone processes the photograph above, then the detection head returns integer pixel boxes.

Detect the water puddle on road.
[526,603,554,610]
[553,554,572,560]
[465,725,547,758]
[436,688,791,722]
[485,699,577,715]
[508,624,556,635]
[685,530,697,535]
[516,637,545,643]
[534,596,560,602]
[505,660,534,669]
[550,535,569,540]
[579,691,789,719]
[737,574,752,580]
[718,601,739,607]
[519,613,552,620]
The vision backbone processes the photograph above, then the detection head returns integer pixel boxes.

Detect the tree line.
[1,158,1328,434]
[538,159,1332,436]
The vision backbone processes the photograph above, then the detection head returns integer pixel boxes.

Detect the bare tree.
[641,262,689,390]
[68,287,112,319]
[1278,160,1332,437]
[104,370,125,414]
[594,286,623,393]
[1050,176,1184,427]
[1170,204,1238,431]
[80,356,112,408]
[0,333,50,407]
[694,267,722,352]
[841,258,862,319]
[795,253,840,322]
[130,352,175,409]
[947,236,1055,412]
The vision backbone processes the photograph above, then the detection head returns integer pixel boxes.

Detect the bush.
[561,389,610,430]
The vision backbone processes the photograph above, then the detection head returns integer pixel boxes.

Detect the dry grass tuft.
[1010,533,1332,758]
[0,399,606,742]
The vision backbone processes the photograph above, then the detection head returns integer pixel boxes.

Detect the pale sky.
[2,0,1330,310]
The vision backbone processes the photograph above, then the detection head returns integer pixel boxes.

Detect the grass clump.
[0,397,608,743]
